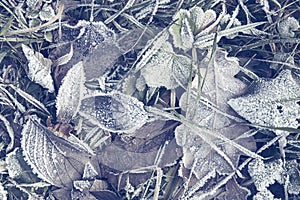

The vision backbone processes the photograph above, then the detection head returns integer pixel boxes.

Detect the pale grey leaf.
[79,92,149,133]
[56,61,86,122]
[39,4,55,21]
[21,44,54,92]
[21,118,94,188]
[228,69,300,132]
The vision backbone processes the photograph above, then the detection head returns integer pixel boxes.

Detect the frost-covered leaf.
[175,48,253,180]
[140,42,192,89]
[22,44,54,92]
[79,91,149,133]
[278,17,299,38]
[39,4,55,21]
[169,6,217,51]
[21,118,95,188]
[56,61,86,122]
[83,162,98,179]
[0,183,7,200]
[253,189,281,200]
[285,160,300,195]
[6,148,39,183]
[228,69,300,133]
[51,20,119,85]
[248,159,284,191]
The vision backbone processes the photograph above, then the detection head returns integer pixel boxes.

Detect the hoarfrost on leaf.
[21,118,95,188]
[79,91,149,133]
[174,48,254,180]
[169,6,217,51]
[228,69,300,134]
[22,44,54,92]
[277,17,299,38]
[140,42,192,89]
[56,61,86,122]
[253,189,281,200]
[285,160,300,195]
[39,3,55,21]
[248,159,284,191]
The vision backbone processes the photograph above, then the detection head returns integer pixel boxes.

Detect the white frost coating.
[79,91,149,133]
[39,4,55,21]
[228,70,300,132]
[174,48,253,181]
[248,159,284,191]
[169,6,216,51]
[73,180,92,192]
[83,162,98,179]
[140,42,192,89]
[21,44,54,92]
[253,189,281,200]
[21,118,93,188]
[56,61,86,122]
[278,17,299,38]
[6,148,23,179]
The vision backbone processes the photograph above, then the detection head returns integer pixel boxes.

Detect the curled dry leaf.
[79,91,149,133]
[56,61,86,122]
[21,44,54,92]
[21,118,95,188]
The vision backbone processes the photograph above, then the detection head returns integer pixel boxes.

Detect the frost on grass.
[79,91,149,133]
[56,61,86,122]
[175,48,253,181]
[169,6,216,51]
[140,41,192,89]
[21,118,95,188]
[21,44,54,92]
[228,69,300,133]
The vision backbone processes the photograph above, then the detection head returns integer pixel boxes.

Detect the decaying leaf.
[175,48,253,181]
[21,118,95,188]
[22,44,54,92]
[140,41,192,89]
[228,69,300,134]
[79,91,149,133]
[56,61,86,122]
